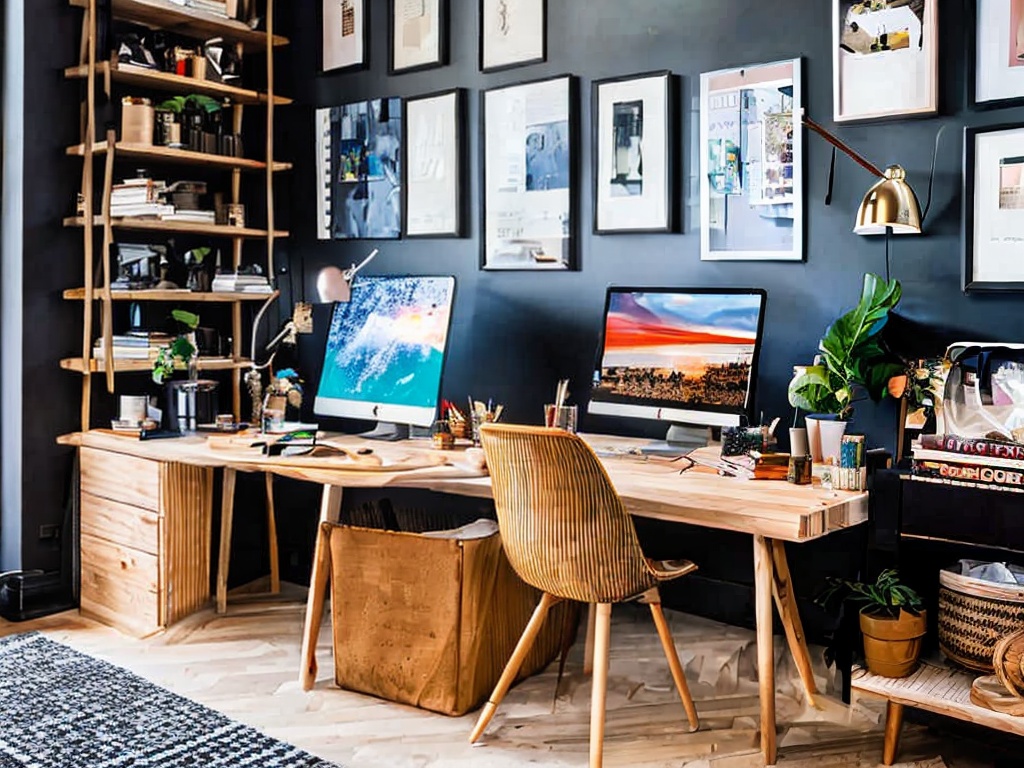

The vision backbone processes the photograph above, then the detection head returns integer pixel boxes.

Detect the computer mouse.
[356,448,374,455]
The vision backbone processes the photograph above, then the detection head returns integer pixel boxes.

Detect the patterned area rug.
[0,633,339,768]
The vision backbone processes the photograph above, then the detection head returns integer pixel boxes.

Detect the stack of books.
[211,272,273,293]
[160,209,217,224]
[93,331,172,360]
[175,0,231,17]
[110,178,172,219]
[912,434,1024,494]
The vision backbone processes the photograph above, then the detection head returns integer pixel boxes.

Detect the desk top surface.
[61,430,867,543]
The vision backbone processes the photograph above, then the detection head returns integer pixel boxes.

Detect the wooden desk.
[61,430,867,766]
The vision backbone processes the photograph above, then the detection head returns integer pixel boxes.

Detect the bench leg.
[882,700,904,766]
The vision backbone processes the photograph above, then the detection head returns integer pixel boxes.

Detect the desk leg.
[265,473,280,595]
[754,534,777,766]
[215,468,237,615]
[770,539,818,708]
[299,484,343,691]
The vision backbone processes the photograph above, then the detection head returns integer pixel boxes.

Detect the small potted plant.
[152,309,200,385]
[818,569,926,678]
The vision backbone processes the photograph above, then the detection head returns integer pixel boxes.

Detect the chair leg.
[648,599,700,732]
[589,603,612,768]
[469,592,558,743]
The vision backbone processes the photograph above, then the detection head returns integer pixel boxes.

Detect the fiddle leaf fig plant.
[152,309,200,385]
[788,273,905,419]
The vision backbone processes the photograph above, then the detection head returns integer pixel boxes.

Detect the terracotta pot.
[860,608,927,678]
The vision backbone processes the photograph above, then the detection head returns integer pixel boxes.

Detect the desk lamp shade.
[854,165,922,236]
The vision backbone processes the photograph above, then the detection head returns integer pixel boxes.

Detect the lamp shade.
[854,165,922,236]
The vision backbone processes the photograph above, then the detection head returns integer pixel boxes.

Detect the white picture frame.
[322,0,368,73]
[479,0,547,73]
[404,89,465,238]
[970,0,1024,109]
[699,59,804,262]
[390,0,448,75]
[833,0,938,122]
[593,71,677,234]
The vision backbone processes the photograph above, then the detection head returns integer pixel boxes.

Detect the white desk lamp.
[245,249,380,424]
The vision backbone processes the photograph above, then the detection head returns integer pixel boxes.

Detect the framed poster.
[390,0,448,75]
[699,59,803,262]
[315,97,403,240]
[479,0,547,73]
[963,124,1024,291]
[593,71,677,234]
[404,89,465,238]
[833,0,938,122]
[322,0,368,73]
[481,75,577,270]
[969,0,1024,109]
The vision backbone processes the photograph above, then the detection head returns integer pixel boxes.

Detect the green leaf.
[171,309,200,329]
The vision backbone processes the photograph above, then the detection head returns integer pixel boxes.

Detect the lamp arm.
[801,113,885,179]
[250,293,278,364]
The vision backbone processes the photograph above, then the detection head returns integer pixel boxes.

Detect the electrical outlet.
[38,524,60,541]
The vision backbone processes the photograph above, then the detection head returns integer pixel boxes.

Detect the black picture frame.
[480,74,578,271]
[320,0,369,74]
[962,122,1024,292]
[966,0,1024,111]
[592,71,678,235]
[402,88,467,239]
[478,0,548,74]
[389,0,450,76]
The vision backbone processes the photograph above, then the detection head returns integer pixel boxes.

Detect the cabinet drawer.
[80,533,160,637]
[80,492,159,555]
[81,447,160,512]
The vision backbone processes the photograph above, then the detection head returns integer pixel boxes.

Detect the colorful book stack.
[836,434,866,491]
[912,434,1024,494]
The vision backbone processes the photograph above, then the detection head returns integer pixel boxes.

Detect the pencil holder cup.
[469,410,492,447]
[544,404,578,433]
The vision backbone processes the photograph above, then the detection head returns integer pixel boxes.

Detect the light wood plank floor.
[0,586,1000,767]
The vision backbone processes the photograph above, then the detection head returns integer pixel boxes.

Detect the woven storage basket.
[938,564,1024,673]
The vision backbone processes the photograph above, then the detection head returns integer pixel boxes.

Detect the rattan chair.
[470,423,699,768]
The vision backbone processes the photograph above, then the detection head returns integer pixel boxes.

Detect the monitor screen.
[588,287,766,428]
[314,275,456,428]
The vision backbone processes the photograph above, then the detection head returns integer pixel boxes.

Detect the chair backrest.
[479,423,655,604]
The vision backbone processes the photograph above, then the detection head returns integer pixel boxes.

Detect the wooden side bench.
[852,662,1024,764]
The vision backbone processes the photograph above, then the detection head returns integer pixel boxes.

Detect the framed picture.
[390,0,448,75]
[833,0,938,122]
[479,0,547,73]
[963,123,1024,291]
[593,71,677,234]
[403,89,466,238]
[481,75,577,270]
[699,59,803,262]
[969,0,1024,109]
[315,97,403,240]
[322,0,368,73]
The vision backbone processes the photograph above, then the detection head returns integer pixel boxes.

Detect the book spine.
[912,457,1024,492]
[909,473,1024,496]
[919,433,1024,461]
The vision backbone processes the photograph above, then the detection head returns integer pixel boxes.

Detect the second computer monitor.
[588,287,767,440]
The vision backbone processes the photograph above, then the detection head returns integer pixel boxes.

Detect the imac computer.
[314,275,456,440]
[588,286,767,453]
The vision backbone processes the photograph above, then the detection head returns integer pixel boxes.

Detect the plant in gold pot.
[819,569,926,678]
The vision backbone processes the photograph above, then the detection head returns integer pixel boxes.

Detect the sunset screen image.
[593,291,763,410]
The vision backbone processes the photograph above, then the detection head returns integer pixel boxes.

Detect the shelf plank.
[64,216,289,239]
[68,0,289,50]
[64,62,292,106]
[61,356,253,374]
[63,288,278,302]
[67,142,292,172]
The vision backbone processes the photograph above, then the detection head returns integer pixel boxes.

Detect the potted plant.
[818,569,926,678]
[152,309,200,385]
[788,273,904,461]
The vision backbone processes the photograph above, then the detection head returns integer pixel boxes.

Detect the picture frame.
[833,0,938,122]
[481,74,578,271]
[315,97,403,241]
[479,0,547,73]
[403,89,466,238]
[699,58,803,262]
[968,0,1024,110]
[390,0,449,75]
[592,71,678,235]
[962,123,1024,292]
[322,0,369,73]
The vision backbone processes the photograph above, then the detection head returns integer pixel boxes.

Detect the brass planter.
[860,608,927,678]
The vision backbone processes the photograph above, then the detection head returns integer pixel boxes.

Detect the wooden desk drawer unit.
[78,447,213,637]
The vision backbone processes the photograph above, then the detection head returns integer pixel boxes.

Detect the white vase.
[819,420,849,465]
[805,418,824,463]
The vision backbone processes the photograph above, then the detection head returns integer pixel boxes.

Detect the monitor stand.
[641,424,714,457]
[358,421,410,442]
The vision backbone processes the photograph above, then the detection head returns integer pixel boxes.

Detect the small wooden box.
[328,523,578,716]
[121,102,154,146]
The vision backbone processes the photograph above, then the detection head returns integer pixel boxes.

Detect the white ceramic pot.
[805,418,823,463]
[789,427,808,457]
[819,420,849,465]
